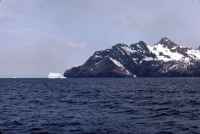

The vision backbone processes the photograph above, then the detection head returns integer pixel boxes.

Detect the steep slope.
[64,37,200,77]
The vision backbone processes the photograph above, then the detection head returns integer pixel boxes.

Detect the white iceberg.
[48,72,66,79]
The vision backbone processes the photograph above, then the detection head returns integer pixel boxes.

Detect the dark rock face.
[65,57,131,77]
[64,37,200,77]
[158,37,178,49]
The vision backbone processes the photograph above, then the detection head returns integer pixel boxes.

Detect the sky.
[0,0,200,77]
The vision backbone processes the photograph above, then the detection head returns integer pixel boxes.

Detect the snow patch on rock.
[143,57,154,61]
[147,44,184,62]
[187,49,200,60]
[109,57,124,68]
[121,46,136,55]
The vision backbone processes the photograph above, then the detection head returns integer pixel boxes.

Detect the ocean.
[0,78,200,134]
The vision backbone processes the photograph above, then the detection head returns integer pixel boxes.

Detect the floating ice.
[48,73,65,79]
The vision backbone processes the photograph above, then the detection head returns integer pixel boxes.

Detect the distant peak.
[138,41,147,46]
[112,43,128,49]
[159,37,173,44]
[158,37,178,48]
[160,37,171,41]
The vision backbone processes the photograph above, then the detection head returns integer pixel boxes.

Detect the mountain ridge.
[64,37,200,77]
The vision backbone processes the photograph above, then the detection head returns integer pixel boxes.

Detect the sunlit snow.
[147,44,184,61]
[187,49,200,60]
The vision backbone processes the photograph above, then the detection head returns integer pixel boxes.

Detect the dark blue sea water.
[0,78,200,134]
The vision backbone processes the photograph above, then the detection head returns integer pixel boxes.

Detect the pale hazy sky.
[0,0,200,77]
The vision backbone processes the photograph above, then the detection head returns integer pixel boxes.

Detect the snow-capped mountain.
[64,37,200,77]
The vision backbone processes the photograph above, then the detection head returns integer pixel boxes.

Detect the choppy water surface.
[0,78,200,134]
